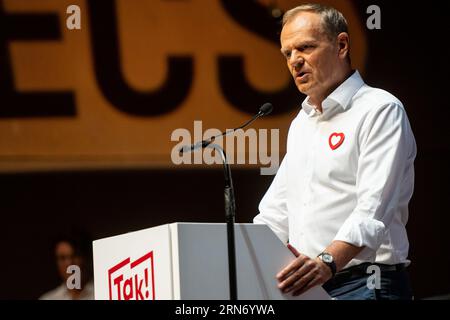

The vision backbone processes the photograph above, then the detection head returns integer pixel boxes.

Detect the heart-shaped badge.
[329,132,345,150]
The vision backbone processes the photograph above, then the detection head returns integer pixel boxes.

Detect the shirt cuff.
[333,213,386,251]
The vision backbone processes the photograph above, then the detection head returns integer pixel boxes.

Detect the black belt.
[326,262,407,285]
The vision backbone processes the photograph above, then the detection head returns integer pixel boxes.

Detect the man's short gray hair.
[282,3,348,41]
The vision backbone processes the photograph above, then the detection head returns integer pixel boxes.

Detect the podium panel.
[93,223,331,300]
[93,224,173,300]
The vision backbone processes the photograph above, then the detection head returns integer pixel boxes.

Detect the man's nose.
[289,52,304,70]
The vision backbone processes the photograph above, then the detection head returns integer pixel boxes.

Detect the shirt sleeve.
[253,156,289,244]
[333,102,416,255]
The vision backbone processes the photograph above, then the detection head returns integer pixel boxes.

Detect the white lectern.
[93,223,331,300]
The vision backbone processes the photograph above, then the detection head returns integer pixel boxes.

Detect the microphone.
[258,102,274,116]
[179,102,274,154]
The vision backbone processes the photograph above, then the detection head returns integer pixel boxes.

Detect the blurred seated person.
[40,229,94,300]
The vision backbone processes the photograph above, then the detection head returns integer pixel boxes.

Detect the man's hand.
[276,244,332,296]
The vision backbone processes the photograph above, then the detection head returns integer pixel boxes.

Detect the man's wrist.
[317,252,337,277]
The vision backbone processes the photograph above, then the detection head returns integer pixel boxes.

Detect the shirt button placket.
[305,117,320,207]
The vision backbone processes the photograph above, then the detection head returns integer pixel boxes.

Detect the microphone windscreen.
[259,103,273,116]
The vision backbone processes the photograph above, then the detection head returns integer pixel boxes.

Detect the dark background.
[1,1,449,299]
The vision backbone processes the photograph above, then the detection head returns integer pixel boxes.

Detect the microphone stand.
[178,103,273,301]
[205,143,237,301]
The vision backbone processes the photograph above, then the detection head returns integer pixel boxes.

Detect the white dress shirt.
[254,71,416,269]
[39,281,95,300]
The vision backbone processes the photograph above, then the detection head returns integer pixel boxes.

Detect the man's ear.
[336,32,350,60]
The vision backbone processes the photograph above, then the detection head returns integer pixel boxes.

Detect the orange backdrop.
[0,0,366,172]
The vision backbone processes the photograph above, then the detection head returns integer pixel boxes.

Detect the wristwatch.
[317,252,337,277]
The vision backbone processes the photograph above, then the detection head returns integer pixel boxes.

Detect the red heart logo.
[329,132,345,150]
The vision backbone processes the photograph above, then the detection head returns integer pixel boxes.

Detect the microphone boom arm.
[179,103,272,154]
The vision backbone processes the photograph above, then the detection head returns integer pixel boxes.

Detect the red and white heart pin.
[329,132,345,150]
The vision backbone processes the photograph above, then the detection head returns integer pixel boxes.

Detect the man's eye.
[300,45,314,51]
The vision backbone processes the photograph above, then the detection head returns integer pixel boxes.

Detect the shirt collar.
[301,70,365,117]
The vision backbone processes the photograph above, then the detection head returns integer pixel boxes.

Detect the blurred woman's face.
[55,241,75,281]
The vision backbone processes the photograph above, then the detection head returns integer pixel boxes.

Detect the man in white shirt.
[254,3,416,300]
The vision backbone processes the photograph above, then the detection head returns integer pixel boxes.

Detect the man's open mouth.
[296,72,309,80]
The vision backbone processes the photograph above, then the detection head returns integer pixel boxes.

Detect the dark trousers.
[323,263,413,300]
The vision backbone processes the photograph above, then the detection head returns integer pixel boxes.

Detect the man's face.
[280,12,343,102]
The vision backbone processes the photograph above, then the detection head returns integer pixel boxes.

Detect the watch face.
[322,253,333,263]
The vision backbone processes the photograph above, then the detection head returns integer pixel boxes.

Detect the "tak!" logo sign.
[107,251,156,300]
